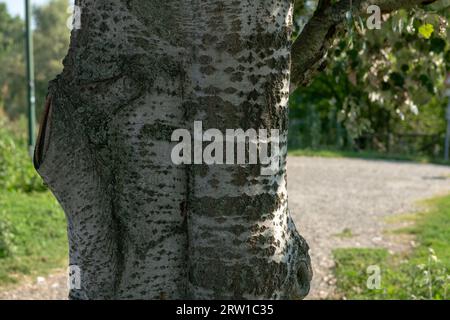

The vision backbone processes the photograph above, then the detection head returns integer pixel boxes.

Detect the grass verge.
[0,191,67,286]
[333,195,450,300]
[288,148,450,166]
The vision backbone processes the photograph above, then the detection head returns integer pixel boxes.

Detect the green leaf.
[418,23,434,39]
[390,72,405,88]
[430,38,446,53]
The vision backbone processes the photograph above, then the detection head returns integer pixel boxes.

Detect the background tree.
[0,3,25,117]
[290,0,449,155]
[0,0,70,118]
[33,0,71,116]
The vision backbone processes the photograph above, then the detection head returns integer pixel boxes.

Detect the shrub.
[0,210,15,258]
[0,115,46,193]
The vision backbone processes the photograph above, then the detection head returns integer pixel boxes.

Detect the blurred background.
[0,0,449,300]
[291,0,450,159]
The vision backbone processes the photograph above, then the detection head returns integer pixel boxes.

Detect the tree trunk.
[34,0,312,300]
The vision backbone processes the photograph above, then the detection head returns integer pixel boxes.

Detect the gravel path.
[288,157,450,299]
[1,156,450,300]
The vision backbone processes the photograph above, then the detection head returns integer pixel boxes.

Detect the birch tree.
[34,0,436,300]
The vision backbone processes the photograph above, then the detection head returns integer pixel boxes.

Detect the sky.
[1,0,51,17]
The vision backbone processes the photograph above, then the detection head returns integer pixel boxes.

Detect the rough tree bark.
[34,0,434,300]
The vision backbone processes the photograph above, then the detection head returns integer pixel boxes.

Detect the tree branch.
[290,0,438,91]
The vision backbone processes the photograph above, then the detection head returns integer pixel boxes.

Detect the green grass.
[0,191,68,286]
[0,116,68,288]
[333,195,450,300]
[288,148,450,166]
[334,228,356,239]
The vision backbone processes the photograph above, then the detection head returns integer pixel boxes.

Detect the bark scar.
[34,95,53,170]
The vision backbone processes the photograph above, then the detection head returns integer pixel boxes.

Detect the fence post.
[25,0,36,158]
[445,73,450,161]
[445,101,450,162]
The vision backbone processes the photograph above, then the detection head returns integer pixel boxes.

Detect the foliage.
[33,0,71,116]
[291,1,450,156]
[0,3,26,116]
[0,191,67,284]
[0,112,67,286]
[333,194,450,300]
[0,0,70,118]
[0,0,72,289]
[0,113,46,192]
[0,210,15,259]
